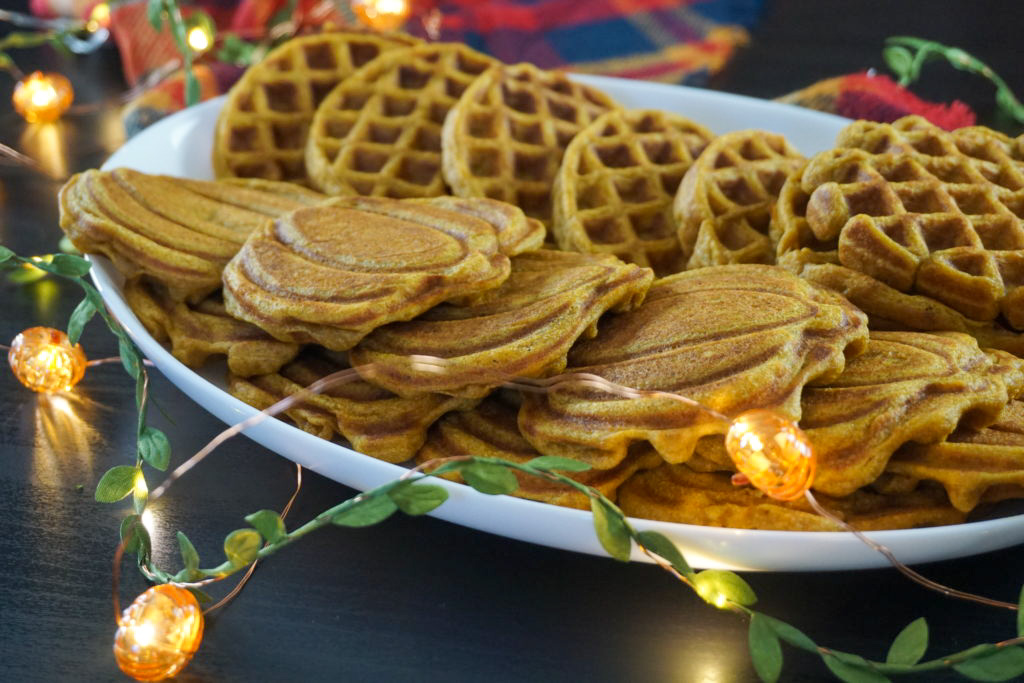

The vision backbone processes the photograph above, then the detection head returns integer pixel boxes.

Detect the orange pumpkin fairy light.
[724,409,815,501]
[351,0,412,31]
[114,584,204,681]
[12,72,74,124]
[8,326,87,393]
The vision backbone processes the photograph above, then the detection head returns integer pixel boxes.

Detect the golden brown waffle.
[213,31,419,183]
[305,43,495,197]
[59,168,325,303]
[441,62,618,228]
[885,400,1024,512]
[800,331,1022,497]
[416,396,661,509]
[332,195,545,257]
[800,262,1024,357]
[221,199,510,350]
[517,265,868,469]
[618,465,964,531]
[124,278,299,377]
[675,130,804,269]
[227,349,476,462]
[775,116,1024,328]
[350,249,652,398]
[551,109,714,275]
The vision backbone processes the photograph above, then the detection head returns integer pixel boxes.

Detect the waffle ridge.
[213,31,418,183]
[552,109,714,275]
[306,43,495,197]
[441,62,618,229]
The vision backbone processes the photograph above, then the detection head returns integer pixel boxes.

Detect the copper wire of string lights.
[127,352,1016,616]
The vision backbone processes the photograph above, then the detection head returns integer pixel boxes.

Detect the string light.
[113,584,204,682]
[8,327,87,393]
[351,0,411,31]
[185,12,216,55]
[12,72,74,124]
[724,409,815,501]
[87,3,112,32]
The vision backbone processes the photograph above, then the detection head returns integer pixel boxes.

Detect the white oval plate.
[93,75,1024,571]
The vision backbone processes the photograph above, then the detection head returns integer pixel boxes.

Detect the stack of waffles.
[57,30,1024,532]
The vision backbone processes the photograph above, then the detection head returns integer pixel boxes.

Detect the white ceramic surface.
[92,75,1024,571]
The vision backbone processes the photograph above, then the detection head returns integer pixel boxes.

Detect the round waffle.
[58,168,324,303]
[124,278,300,377]
[305,43,495,197]
[441,62,618,229]
[675,130,804,269]
[221,198,510,350]
[775,115,1024,328]
[551,109,714,275]
[212,31,419,184]
[517,265,869,469]
[349,249,652,398]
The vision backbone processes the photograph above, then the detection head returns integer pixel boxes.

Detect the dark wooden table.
[3,2,1023,681]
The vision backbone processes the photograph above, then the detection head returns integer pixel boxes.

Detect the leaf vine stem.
[147,0,200,106]
[883,36,1024,125]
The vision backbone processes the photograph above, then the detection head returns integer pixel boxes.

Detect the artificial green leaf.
[388,483,448,516]
[0,53,14,75]
[224,528,262,567]
[332,494,398,527]
[120,514,145,554]
[762,615,818,653]
[635,530,693,578]
[95,465,139,502]
[138,426,171,471]
[590,498,631,562]
[119,338,141,379]
[693,570,757,608]
[147,0,164,30]
[49,253,91,277]
[245,509,286,544]
[7,265,47,284]
[996,88,1024,123]
[0,245,12,263]
[58,235,78,254]
[66,297,96,346]
[885,617,928,666]
[882,45,914,80]
[217,34,260,65]
[178,531,200,571]
[525,455,591,472]
[461,461,519,495]
[954,646,1024,682]
[748,613,783,683]
[185,71,200,107]
[188,587,213,604]
[822,653,890,683]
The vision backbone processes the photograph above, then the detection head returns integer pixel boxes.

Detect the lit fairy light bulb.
[724,409,815,501]
[187,26,212,53]
[352,0,411,31]
[87,3,112,32]
[8,327,87,393]
[12,72,74,124]
[114,584,204,681]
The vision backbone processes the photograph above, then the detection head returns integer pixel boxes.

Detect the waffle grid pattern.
[552,109,713,275]
[213,32,416,183]
[776,117,1024,328]
[441,62,617,227]
[675,130,804,269]
[306,44,494,197]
